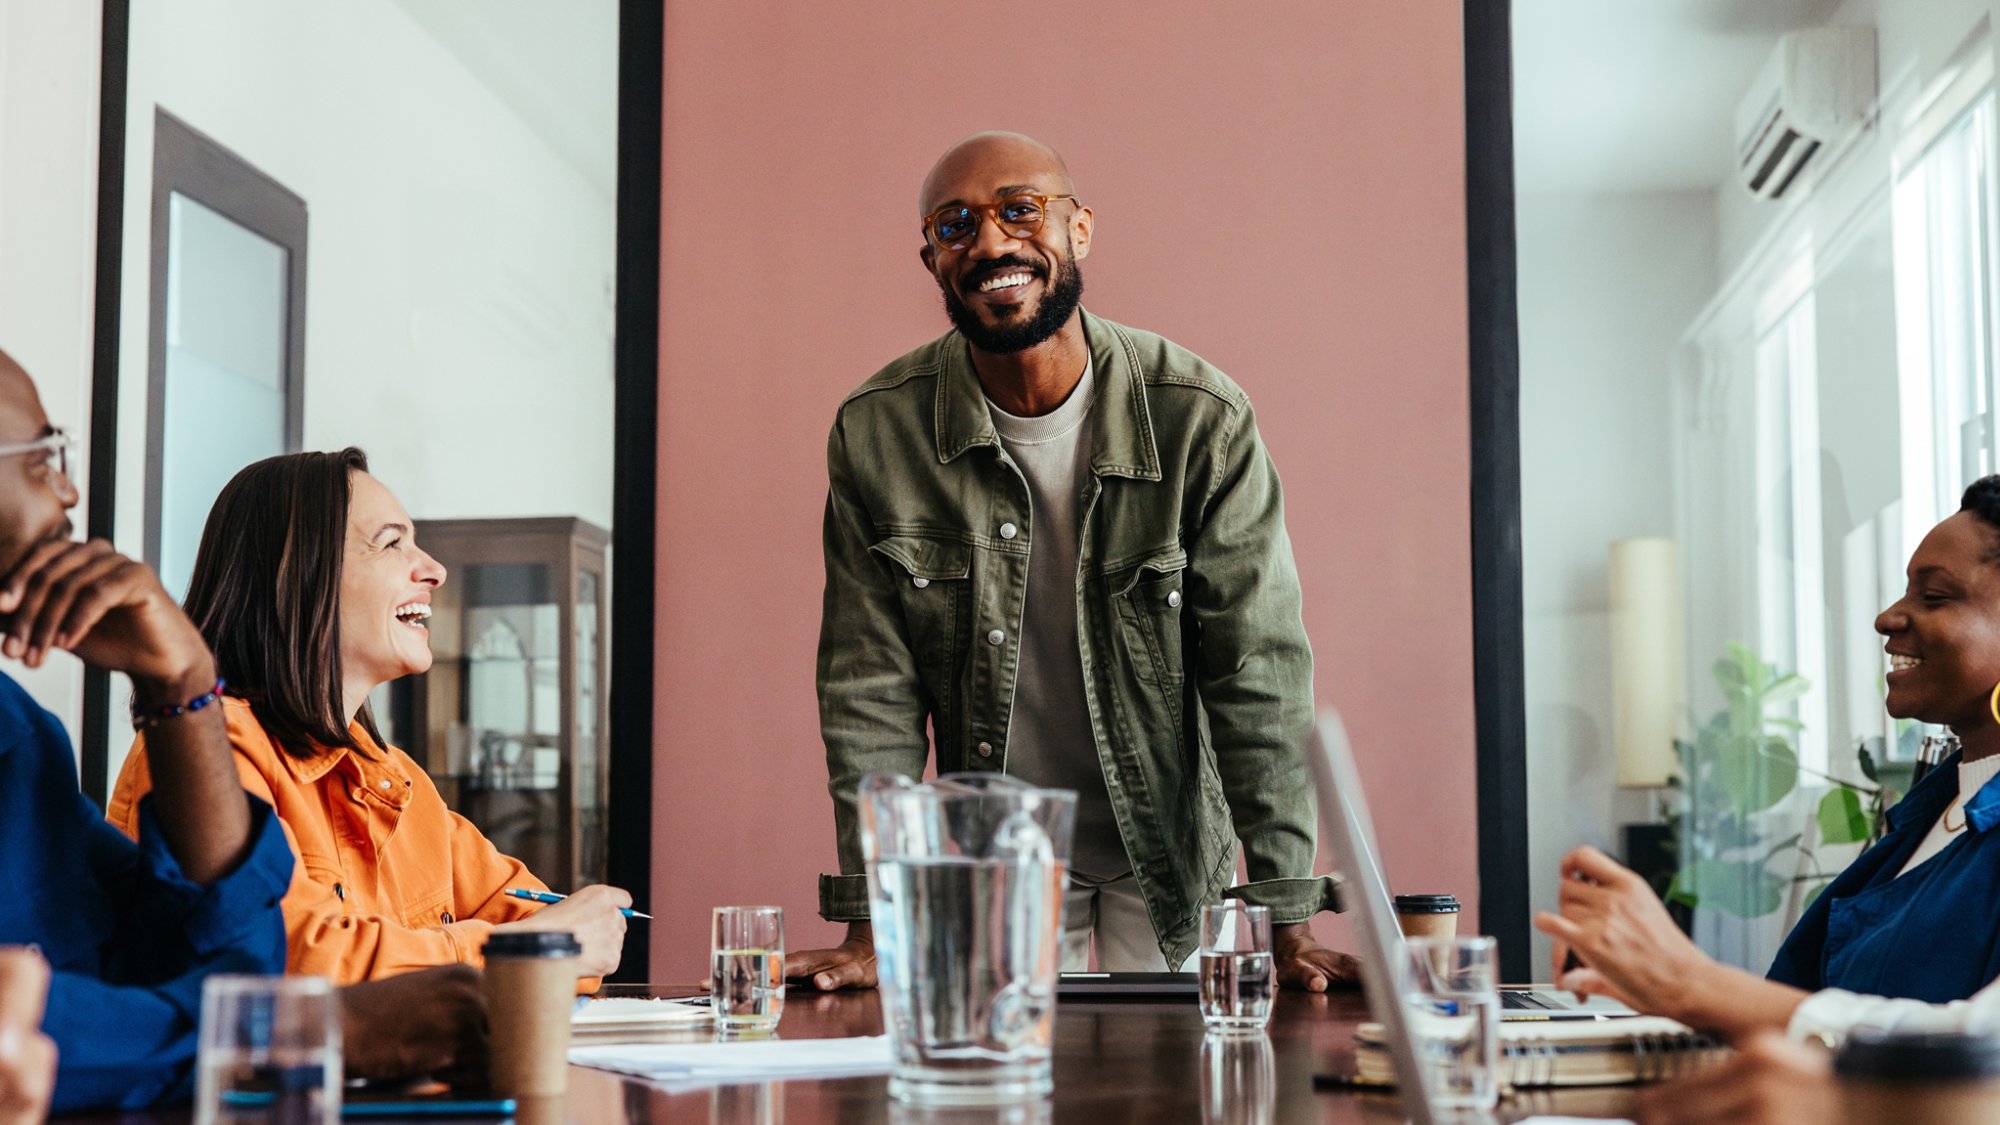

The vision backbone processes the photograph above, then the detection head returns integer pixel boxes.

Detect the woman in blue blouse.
[1539,474,2000,1037]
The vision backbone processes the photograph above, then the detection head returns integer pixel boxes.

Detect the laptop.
[1304,709,1632,1019]
[1056,971,1198,997]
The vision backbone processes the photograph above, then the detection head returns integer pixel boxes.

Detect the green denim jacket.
[816,309,1340,967]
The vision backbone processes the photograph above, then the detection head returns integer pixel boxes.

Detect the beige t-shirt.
[988,361,1130,883]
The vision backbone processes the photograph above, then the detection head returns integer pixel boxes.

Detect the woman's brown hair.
[182,447,383,758]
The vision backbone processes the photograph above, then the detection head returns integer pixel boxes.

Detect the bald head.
[0,350,40,427]
[919,131,1076,217]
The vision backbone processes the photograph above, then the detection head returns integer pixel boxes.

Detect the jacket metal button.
[378,779,392,790]
[977,742,993,757]
[987,629,1006,646]
[999,522,1017,540]
[1167,589,1182,608]
[912,576,930,588]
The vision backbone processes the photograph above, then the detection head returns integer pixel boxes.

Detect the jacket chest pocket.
[1110,548,1188,687]
[870,534,973,707]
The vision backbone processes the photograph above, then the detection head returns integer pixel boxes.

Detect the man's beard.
[939,249,1085,354]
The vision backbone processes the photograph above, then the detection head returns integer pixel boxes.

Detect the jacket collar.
[933,308,1161,481]
[1883,748,2000,835]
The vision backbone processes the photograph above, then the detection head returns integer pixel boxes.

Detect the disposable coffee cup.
[484,931,582,1099]
[1392,894,1460,941]
[1836,1032,2000,1125]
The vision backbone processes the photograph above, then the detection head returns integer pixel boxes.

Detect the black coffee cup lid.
[484,931,583,958]
[1836,1032,2000,1082]
[1393,894,1461,914]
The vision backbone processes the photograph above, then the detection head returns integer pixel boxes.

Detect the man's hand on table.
[785,922,877,990]
[1273,922,1360,992]
[340,965,488,1083]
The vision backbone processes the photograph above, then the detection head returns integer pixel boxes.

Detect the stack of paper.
[570,1035,893,1086]
[572,996,712,1039]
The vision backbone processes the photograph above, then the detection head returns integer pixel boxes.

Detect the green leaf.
[1714,654,1748,697]
[1674,858,1786,918]
[1716,734,1799,814]
[1801,880,1832,913]
[1858,744,1879,783]
[1761,674,1810,706]
[1817,787,1871,845]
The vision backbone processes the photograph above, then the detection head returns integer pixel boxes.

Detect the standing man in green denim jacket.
[785,132,1354,992]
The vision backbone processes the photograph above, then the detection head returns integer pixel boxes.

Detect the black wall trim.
[81,0,132,804]
[1465,0,1531,982]
[606,0,664,983]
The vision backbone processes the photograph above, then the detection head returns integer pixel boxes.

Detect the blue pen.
[505,887,651,919]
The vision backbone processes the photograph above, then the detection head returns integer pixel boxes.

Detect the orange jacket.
[108,696,553,984]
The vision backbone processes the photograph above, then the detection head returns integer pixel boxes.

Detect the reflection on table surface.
[62,986,1646,1123]
[563,985,1645,1124]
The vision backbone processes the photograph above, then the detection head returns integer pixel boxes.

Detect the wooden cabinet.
[388,517,611,891]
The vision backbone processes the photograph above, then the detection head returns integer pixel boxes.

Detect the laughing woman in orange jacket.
[108,449,630,984]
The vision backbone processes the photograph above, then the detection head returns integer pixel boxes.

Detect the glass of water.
[711,905,785,1036]
[1198,902,1274,1031]
[194,974,340,1125]
[1402,935,1500,1111]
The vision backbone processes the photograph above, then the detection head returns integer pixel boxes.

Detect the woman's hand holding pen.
[497,884,631,978]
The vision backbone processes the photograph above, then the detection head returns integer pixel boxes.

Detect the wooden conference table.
[553,986,1644,1124]
[84,987,1645,1123]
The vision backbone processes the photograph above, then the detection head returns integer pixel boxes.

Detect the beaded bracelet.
[130,678,226,731]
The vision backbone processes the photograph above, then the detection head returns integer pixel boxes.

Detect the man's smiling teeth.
[1891,654,1922,671]
[395,603,432,630]
[979,272,1032,293]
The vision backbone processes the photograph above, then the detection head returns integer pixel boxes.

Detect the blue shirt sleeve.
[43,798,293,1112]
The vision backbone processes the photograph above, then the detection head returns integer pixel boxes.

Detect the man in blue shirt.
[0,348,291,1111]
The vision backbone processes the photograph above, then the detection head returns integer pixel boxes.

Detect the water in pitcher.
[869,853,1066,1103]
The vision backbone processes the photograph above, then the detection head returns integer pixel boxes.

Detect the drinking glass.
[1402,935,1501,1111]
[1198,902,1273,1031]
[194,974,340,1125]
[711,906,785,1036]
[861,772,1075,1105]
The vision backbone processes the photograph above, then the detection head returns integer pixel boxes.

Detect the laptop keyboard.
[1500,991,1555,1010]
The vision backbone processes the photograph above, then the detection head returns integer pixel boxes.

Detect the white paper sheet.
[569,1035,892,1086]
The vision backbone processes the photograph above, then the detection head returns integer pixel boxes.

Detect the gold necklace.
[1945,802,1969,834]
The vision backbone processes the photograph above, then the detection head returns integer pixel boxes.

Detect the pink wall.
[654,0,1474,980]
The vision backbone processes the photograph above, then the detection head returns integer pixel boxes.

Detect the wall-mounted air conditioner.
[1733,28,1877,201]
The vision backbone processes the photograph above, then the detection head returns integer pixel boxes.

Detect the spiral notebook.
[1352,1015,1729,1088]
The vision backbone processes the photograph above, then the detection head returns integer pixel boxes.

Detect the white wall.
[0,0,102,747]
[107,0,616,784]
[117,0,615,538]
[1518,191,1719,971]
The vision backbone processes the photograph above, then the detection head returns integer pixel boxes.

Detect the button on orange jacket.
[108,696,555,984]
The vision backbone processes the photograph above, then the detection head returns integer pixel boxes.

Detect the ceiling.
[1512,0,1848,195]
[393,0,618,203]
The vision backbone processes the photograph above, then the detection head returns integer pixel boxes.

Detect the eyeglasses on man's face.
[0,428,76,486]
[922,193,1079,252]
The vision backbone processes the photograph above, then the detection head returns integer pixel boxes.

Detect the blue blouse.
[0,672,292,1111]
[1768,750,2000,1002]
